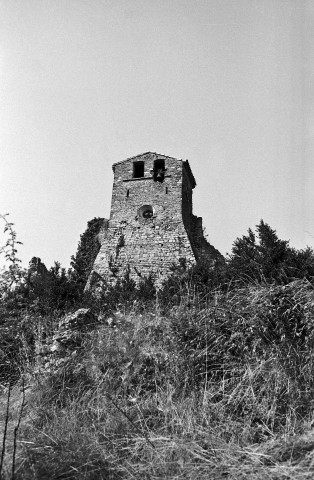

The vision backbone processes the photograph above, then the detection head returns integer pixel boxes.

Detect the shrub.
[227,220,314,284]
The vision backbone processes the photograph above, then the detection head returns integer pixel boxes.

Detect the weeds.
[1,280,311,478]
[0,381,26,480]
[0,382,11,479]
[2,215,314,478]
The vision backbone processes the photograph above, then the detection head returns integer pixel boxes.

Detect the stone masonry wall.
[88,152,219,288]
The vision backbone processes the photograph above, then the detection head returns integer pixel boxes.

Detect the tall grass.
[3,279,313,479]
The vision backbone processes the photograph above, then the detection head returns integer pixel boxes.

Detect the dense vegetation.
[1,215,314,479]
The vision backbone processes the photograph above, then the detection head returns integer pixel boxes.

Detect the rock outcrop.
[35,308,97,374]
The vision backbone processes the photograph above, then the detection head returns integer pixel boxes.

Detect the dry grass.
[2,279,314,479]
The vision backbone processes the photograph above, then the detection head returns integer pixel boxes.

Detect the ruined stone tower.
[87,152,220,288]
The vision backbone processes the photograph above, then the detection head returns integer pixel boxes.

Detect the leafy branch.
[0,213,25,293]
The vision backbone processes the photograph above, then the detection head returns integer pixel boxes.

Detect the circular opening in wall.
[138,205,154,219]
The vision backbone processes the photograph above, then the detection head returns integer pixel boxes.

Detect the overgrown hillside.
[1,216,314,479]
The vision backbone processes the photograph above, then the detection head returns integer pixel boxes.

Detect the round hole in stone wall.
[138,205,154,219]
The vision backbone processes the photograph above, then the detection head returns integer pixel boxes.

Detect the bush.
[227,220,314,284]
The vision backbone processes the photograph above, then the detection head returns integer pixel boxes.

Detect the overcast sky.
[1,0,313,269]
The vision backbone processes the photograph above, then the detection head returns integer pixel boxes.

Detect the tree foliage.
[26,259,79,313]
[70,217,104,292]
[228,220,314,284]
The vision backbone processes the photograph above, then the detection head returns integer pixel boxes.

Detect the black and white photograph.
[1,1,314,478]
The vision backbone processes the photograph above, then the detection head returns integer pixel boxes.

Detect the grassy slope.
[2,280,314,479]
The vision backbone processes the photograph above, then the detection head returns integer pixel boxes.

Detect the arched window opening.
[153,159,166,182]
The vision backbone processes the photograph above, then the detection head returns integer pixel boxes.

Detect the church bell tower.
[87,152,220,287]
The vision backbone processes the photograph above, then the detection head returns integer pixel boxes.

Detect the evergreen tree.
[228,220,314,284]
[227,227,260,282]
[70,217,104,291]
[255,220,290,281]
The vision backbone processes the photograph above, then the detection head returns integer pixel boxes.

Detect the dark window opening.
[153,159,166,182]
[126,189,130,197]
[133,161,144,178]
[143,209,153,218]
[138,204,154,219]
[166,187,168,194]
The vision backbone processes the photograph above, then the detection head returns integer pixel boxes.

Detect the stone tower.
[87,152,220,288]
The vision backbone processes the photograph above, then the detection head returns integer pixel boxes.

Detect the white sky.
[1,0,313,269]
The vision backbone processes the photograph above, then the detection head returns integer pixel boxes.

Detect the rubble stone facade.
[87,152,220,287]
